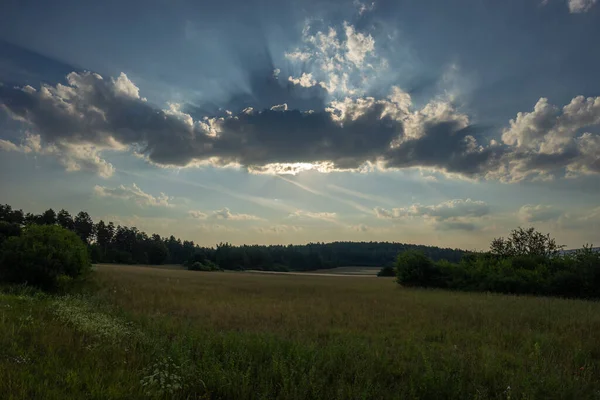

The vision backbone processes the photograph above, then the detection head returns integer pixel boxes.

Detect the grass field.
[2,264,600,399]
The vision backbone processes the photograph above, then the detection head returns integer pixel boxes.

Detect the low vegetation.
[396,227,600,299]
[1,266,600,399]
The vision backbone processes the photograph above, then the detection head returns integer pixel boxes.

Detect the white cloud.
[254,225,303,234]
[269,103,288,112]
[112,72,140,99]
[344,23,375,66]
[496,95,600,181]
[0,133,115,178]
[0,139,20,152]
[94,183,172,207]
[188,208,261,221]
[284,21,386,96]
[288,210,338,221]
[568,0,597,12]
[288,73,317,88]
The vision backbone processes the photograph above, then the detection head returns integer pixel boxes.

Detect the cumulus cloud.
[188,208,261,221]
[0,133,115,178]
[1,71,598,183]
[94,183,172,207]
[375,199,490,230]
[284,21,384,96]
[568,0,597,12]
[288,73,316,88]
[497,96,600,181]
[518,204,563,223]
[0,71,464,174]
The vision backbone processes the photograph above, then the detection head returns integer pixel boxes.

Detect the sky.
[0,0,599,250]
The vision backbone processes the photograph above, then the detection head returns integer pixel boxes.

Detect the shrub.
[394,233,600,299]
[0,224,91,290]
[188,260,221,272]
[377,265,395,277]
[395,250,438,286]
[0,221,21,246]
[490,227,563,257]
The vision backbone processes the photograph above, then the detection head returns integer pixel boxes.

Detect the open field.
[2,264,600,399]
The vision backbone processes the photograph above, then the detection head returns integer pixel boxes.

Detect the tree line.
[0,203,465,271]
[395,227,600,299]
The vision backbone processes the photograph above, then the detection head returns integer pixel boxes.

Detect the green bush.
[377,265,395,277]
[0,224,91,290]
[394,246,600,299]
[395,250,438,286]
[188,260,221,272]
[0,221,21,246]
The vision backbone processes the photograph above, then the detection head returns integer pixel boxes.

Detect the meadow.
[1,265,600,399]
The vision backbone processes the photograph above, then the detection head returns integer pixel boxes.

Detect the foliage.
[396,228,600,299]
[0,221,21,245]
[0,225,91,290]
[395,250,439,286]
[490,227,564,257]
[188,260,221,272]
[140,357,186,398]
[376,265,395,277]
[74,211,95,244]
[40,208,57,225]
[0,204,24,224]
[57,209,75,231]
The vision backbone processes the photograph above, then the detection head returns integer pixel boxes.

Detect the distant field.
[2,264,600,399]
[93,263,186,270]
[249,266,382,277]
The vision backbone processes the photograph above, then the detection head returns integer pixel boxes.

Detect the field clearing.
[2,263,600,399]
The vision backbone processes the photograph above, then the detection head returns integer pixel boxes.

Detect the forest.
[0,204,465,272]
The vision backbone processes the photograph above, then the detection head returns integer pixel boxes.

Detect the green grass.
[2,264,600,399]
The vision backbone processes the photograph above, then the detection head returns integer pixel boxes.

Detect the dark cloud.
[385,123,505,176]
[1,71,599,182]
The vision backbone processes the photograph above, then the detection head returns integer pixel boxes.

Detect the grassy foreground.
[1,265,600,399]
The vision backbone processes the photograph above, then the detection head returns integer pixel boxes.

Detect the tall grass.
[1,265,600,399]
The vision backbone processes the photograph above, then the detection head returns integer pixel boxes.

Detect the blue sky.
[1,0,599,249]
